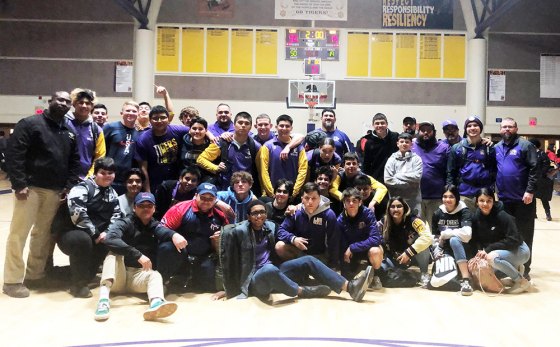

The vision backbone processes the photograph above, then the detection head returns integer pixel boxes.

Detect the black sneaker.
[348,266,374,302]
[460,279,473,296]
[3,283,30,298]
[70,285,92,298]
[299,285,331,298]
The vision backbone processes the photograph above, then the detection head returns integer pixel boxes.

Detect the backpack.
[427,254,461,291]
[467,257,504,294]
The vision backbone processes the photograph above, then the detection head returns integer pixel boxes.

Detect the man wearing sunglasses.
[208,103,234,137]
[219,200,374,302]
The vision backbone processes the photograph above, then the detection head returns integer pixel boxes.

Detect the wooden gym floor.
[0,177,558,347]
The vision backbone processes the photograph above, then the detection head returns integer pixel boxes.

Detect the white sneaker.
[506,278,531,294]
[460,279,473,296]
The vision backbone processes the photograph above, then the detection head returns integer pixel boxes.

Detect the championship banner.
[382,0,453,29]
[275,0,347,21]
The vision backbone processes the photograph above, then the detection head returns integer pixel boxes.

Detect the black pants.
[503,200,536,275]
[57,230,108,286]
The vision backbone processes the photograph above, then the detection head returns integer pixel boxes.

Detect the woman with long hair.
[471,188,531,294]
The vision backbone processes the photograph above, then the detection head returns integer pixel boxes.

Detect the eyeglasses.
[218,111,230,115]
[276,189,289,194]
[249,210,267,217]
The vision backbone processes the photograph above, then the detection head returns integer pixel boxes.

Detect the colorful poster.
[382,0,454,29]
[275,0,347,21]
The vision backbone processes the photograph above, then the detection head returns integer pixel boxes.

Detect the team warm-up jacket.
[411,139,450,200]
[495,136,538,202]
[338,205,382,254]
[447,139,496,197]
[277,196,339,266]
[161,199,229,256]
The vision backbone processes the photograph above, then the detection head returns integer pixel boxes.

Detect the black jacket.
[470,201,523,253]
[361,129,399,183]
[104,215,176,268]
[219,220,276,299]
[6,111,80,191]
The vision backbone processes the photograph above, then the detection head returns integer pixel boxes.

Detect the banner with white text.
[382,0,453,29]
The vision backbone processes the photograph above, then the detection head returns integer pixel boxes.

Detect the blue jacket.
[337,206,382,254]
[495,136,538,202]
[447,139,496,197]
[412,139,450,199]
[277,196,339,266]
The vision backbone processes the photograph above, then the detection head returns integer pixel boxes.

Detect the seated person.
[158,183,229,292]
[431,184,473,296]
[379,196,432,287]
[220,200,374,302]
[94,193,185,321]
[306,137,341,182]
[353,174,388,222]
[315,166,341,215]
[332,153,388,221]
[154,166,201,220]
[216,171,257,223]
[264,179,294,226]
[338,188,383,286]
[58,157,122,298]
[471,188,531,294]
[276,182,339,268]
[118,168,144,216]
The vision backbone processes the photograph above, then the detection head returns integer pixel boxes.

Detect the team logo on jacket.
[313,217,323,225]
[479,149,485,155]
[509,149,517,156]
[210,223,221,232]
[358,222,366,229]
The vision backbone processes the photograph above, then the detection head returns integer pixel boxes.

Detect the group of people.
[2,88,546,322]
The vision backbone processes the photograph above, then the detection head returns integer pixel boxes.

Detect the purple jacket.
[412,140,450,199]
[337,206,382,254]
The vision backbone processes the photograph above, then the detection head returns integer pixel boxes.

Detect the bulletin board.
[156,26,277,75]
[347,31,466,80]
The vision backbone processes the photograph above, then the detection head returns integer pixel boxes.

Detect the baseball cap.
[403,116,416,124]
[134,192,156,205]
[442,119,458,129]
[418,121,435,130]
[197,183,218,197]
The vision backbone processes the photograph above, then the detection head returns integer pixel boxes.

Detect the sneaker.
[94,299,110,321]
[299,285,331,298]
[143,300,178,321]
[506,278,531,294]
[369,276,383,290]
[500,277,514,287]
[348,266,374,302]
[460,279,473,296]
[419,273,430,289]
[70,285,92,298]
[2,283,30,298]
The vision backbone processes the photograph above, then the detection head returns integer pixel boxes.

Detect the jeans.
[157,241,216,291]
[249,255,346,298]
[503,200,536,274]
[449,236,468,262]
[384,248,430,273]
[491,242,530,281]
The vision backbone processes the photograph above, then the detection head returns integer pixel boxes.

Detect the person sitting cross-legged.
[220,200,374,302]
[94,192,184,321]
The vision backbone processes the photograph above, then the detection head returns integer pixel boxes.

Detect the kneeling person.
[220,200,374,302]
[94,192,185,321]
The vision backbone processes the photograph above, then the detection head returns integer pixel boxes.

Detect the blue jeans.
[449,236,468,262]
[249,255,346,298]
[157,241,216,291]
[491,242,530,281]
